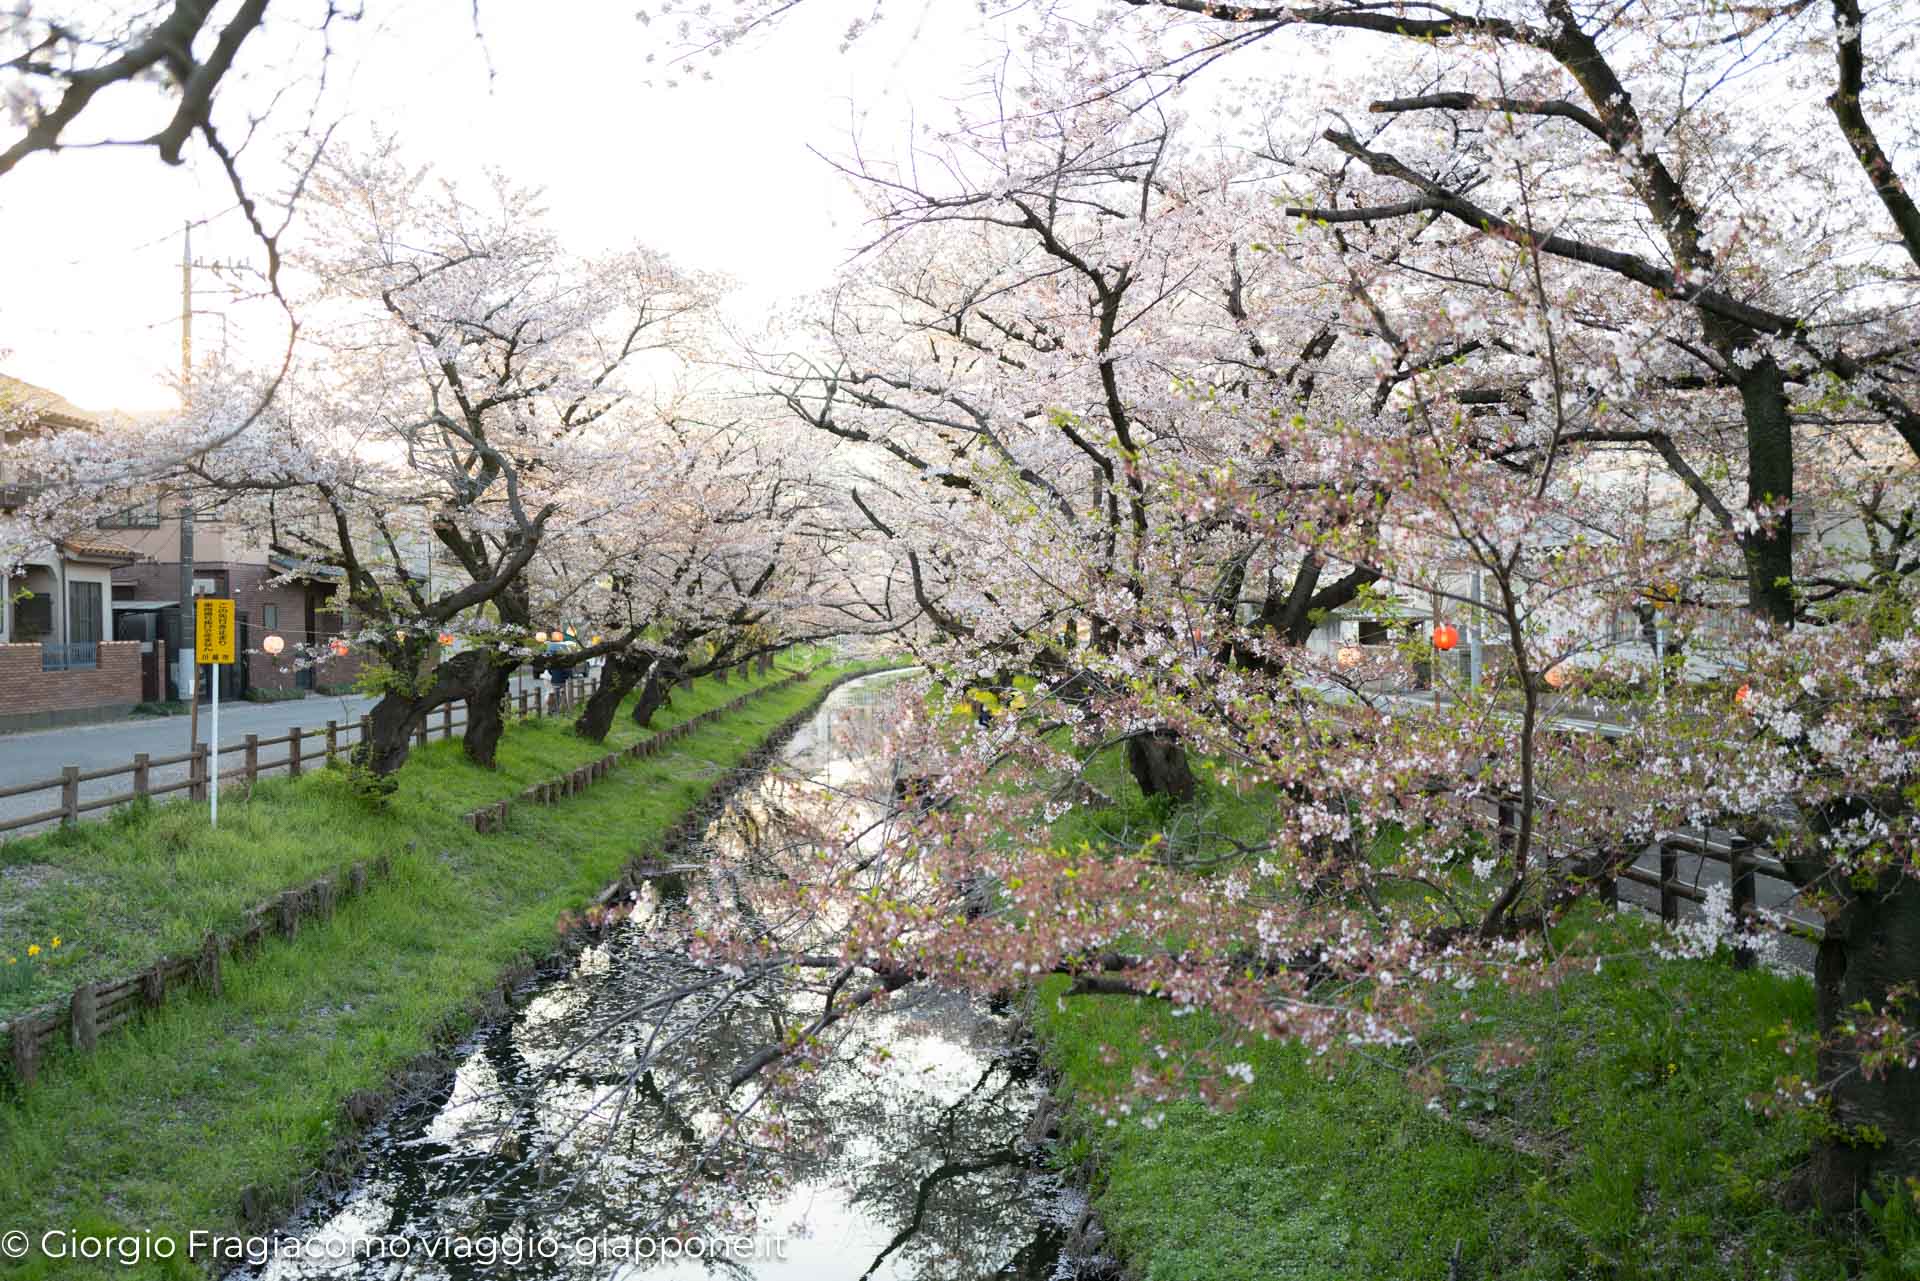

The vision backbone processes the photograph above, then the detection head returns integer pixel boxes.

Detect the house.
[106,507,366,700]
[0,376,146,731]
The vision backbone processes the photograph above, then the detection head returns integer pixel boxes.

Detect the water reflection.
[242,674,1068,1280]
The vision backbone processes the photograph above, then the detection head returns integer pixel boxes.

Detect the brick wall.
[0,640,142,731]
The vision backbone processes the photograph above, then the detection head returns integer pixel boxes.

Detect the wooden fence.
[461,669,806,833]
[1490,796,1818,968]
[2,659,801,1088]
[0,680,588,838]
[6,852,396,1087]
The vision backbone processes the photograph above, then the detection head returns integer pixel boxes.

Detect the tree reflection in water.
[245,675,1072,1281]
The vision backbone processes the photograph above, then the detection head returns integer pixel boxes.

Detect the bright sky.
[0,0,999,412]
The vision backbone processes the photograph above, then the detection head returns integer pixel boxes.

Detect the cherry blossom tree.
[187,143,722,775]
[674,0,1920,1212]
[525,412,884,743]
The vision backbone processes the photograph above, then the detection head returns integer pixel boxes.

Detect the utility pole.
[1468,570,1483,688]
[176,223,253,751]
[182,221,199,754]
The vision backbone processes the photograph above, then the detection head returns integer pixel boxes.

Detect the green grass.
[1035,902,1920,1280]
[0,655,854,1280]
[0,655,824,1020]
[1021,742,1920,1277]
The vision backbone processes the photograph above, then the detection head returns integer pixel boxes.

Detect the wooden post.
[198,931,223,996]
[1729,838,1758,970]
[415,718,428,748]
[1659,840,1679,925]
[311,877,336,925]
[191,743,209,801]
[288,726,303,779]
[442,703,454,739]
[276,889,302,940]
[9,1020,38,1087]
[244,733,260,788]
[60,765,80,826]
[133,752,151,803]
[141,962,167,1009]
[359,713,372,750]
[348,862,369,898]
[326,719,340,764]
[69,981,98,1052]
[519,689,529,717]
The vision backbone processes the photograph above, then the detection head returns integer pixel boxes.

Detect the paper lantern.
[1336,645,1363,670]
[1735,682,1752,707]
[261,635,285,656]
[438,631,455,646]
[330,638,350,657]
[1431,623,1459,652]
[1544,663,1569,689]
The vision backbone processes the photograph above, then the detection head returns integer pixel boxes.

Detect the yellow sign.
[195,598,236,664]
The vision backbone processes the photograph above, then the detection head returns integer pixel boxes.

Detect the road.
[0,674,555,841]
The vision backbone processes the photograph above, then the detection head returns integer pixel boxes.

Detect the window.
[38,581,104,670]
[1358,618,1394,646]
[262,603,279,630]
[68,581,103,644]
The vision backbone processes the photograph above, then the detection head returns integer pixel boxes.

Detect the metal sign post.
[195,598,236,826]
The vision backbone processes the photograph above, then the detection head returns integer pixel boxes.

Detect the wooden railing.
[1487,795,1819,967]
[0,681,587,838]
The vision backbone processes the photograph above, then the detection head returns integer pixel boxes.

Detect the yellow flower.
[27,944,40,957]
[5,956,14,965]
[50,936,59,949]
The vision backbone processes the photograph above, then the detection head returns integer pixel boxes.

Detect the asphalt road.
[0,674,555,842]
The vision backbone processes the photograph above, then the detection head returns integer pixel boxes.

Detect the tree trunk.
[631,661,678,729]
[351,648,478,777]
[1125,730,1197,803]
[356,692,430,778]
[1806,872,1920,1216]
[578,652,649,742]
[1738,354,1796,624]
[460,659,517,769]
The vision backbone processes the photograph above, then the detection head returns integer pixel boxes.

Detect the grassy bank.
[0,656,854,1280]
[0,654,820,1021]
[1034,866,1919,1278]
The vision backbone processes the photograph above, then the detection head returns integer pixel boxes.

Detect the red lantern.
[1735,682,1752,707]
[1431,623,1459,652]
[330,638,350,658]
[438,631,455,647]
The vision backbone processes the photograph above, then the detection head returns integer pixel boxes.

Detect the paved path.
[0,675,554,841]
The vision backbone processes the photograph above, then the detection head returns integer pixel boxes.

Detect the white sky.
[0,0,1000,411]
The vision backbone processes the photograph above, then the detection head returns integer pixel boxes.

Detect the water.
[240,674,1071,1280]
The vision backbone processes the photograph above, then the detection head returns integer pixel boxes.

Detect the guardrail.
[0,680,586,838]
[1485,795,1819,966]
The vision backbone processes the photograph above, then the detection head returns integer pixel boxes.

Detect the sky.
[0,0,1001,411]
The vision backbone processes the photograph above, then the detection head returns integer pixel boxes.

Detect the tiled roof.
[58,534,141,563]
